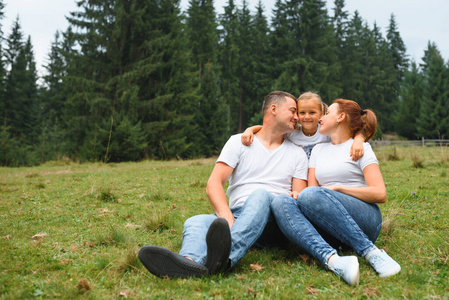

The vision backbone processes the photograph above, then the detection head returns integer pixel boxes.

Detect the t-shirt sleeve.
[359,143,379,170]
[216,135,242,168]
[285,130,302,146]
[293,147,309,180]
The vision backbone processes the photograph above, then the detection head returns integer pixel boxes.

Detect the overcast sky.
[4,0,449,78]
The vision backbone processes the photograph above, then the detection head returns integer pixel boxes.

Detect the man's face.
[276,97,299,133]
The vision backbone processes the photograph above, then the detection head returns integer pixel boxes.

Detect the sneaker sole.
[379,265,401,278]
[345,257,360,286]
[138,246,208,278]
[204,218,231,274]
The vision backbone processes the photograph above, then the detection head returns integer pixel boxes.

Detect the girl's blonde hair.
[297,91,328,114]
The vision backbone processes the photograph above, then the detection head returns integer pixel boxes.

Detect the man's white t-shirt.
[309,138,378,187]
[217,134,308,208]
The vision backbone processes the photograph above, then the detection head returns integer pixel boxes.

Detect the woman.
[271,99,400,285]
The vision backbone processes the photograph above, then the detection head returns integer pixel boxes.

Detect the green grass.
[1,149,448,299]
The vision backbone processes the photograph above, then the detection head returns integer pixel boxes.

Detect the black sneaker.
[138,246,208,278]
[204,218,231,274]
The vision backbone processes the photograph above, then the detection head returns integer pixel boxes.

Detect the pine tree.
[418,42,448,139]
[0,0,9,165]
[235,0,255,132]
[395,61,423,139]
[128,0,198,159]
[300,0,340,99]
[42,31,66,117]
[364,22,396,132]
[0,0,5,126]
[63,0,198,161]
[272,0,340,100]
[22,36,40,143]
[186,0,218,73]
[330,0,349,91]
[331,0,349,46]
[186,0,227,155]
[4,18,39,144]
[386,14,408,86]
[219,0,240,134]
[40,31,72,161]
[339,11,365,102]
[269,0,301,95]
[248,1,271,124]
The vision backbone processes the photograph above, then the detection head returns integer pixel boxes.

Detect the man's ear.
[270,104,277,115]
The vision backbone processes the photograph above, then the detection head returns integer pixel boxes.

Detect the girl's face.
[297,100,322,132]
[319,103,340,136]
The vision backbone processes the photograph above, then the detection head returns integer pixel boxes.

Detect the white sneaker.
[328,255,360,286]
[366,249,401,278]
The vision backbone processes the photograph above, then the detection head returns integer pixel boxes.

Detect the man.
[138,91,308,278]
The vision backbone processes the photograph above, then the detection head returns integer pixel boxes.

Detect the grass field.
[1,147,448,299]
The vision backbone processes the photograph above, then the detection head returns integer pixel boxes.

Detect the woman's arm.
[241,125,262,146]
[289,177,308,199]
[307,168,319,187]
[322,164,386,203]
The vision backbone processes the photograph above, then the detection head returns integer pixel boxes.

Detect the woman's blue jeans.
[271,186,382,266]
[179,189,285,268]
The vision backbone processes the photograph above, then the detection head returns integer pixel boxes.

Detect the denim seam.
[282,197,335,265]
[300,189,374,257]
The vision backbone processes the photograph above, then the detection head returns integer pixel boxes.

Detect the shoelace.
[369,254,385,266]
[332,267,344,277]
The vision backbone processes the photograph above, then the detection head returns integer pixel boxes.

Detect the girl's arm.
[350,133,365,161]
[322,164,387,204]
[241,125,262,146]
[289,177,307,199]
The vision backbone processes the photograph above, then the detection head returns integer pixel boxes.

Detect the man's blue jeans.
[179,189,284,268]
[271,186,382,266]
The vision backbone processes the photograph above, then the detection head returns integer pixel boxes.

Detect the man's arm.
[206,162,235,228]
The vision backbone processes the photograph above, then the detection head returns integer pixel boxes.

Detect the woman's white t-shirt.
[309,138,378,187]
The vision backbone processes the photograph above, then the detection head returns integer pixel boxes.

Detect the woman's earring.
[336,121,339,125]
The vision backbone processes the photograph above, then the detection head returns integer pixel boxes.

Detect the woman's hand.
[289,191,300,199]
[322,185,337,191]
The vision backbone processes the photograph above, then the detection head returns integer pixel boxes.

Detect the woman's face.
[319,103,340,136]
[297,100,322,132]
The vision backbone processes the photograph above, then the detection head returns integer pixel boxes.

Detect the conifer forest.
[1,0,448,166]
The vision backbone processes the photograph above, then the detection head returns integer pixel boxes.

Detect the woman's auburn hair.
[333,99,377,141]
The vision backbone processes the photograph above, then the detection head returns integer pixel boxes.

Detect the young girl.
[242,92,365,160]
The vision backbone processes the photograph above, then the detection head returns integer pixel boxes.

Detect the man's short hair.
[262,91,297,116]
